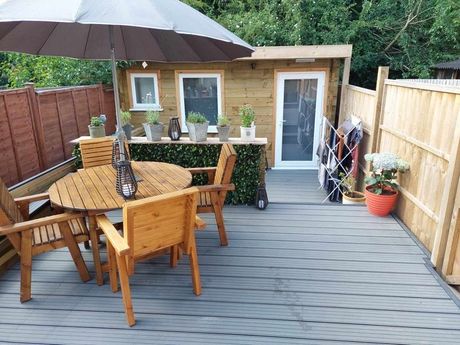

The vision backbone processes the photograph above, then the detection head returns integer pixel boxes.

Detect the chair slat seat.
[31,218,88,246]
[197,191,212,207]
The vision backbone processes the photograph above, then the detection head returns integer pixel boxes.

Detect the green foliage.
[72,143,263,204]
[239,104,255,127]
[90,116,104,127]
[187,112,208,124]
[145,110,161,125]
[120,110,132,125]
[217,115,230,126]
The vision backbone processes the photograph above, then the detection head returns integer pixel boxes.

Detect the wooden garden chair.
[187,143,237,246]
[0,178,91,303]
[95,187,204,326]
[80,137,130,169]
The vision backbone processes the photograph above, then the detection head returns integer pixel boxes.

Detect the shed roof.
[433,59,460,70]
[237,45,353,61]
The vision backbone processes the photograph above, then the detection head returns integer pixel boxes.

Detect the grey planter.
[122,124,134,140]
[187,121,209,142]
[143,123,164,141]
[88,125,105,138]
[217,125,230,142]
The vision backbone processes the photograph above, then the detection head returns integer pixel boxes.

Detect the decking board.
[1,203,459,344]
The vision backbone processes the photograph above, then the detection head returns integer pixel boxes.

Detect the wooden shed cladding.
[118,59,340,165]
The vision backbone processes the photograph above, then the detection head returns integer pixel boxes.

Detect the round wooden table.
[48,161,192,285]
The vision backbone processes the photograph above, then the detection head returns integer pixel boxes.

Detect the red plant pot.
[365,186,399,217]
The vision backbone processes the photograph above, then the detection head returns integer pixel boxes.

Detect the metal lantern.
[115,160,138,199]
[112,139,130,168]
[168,116,182,141]
[255,183,269,210]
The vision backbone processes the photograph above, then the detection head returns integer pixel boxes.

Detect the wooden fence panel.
[0,84,115,187]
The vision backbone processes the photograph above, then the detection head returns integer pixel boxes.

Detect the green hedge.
[72,143,263,205]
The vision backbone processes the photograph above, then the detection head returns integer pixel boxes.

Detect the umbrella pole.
[109,26,126,157]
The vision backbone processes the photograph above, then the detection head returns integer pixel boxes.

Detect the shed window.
[129,73,160,110]
[178,73,222,132]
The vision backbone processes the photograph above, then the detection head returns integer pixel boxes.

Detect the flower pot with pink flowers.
[364,153,409,217]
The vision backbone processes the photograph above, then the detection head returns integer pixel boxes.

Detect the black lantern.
[112,139,130,168]
[115,160,138,199]
[168,116,182,141]
[255,183,269,210]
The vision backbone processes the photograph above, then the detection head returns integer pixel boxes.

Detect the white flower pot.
[143,123,164,141]
[240,125,256,142]
[187,122,209,142]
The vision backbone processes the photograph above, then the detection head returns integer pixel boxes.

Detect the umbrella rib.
[119,26,128,60]
[148,29,167,61]
[82,24,91,59]
[0,22,21,41]
[36,22,59,55]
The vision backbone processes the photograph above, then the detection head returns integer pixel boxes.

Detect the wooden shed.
[117,45,352,168]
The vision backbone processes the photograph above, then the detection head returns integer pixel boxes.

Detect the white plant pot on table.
[240,125,256,142]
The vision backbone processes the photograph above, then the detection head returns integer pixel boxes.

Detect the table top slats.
[48,162,192,212]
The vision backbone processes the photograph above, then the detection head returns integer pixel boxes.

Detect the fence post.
[431,120,460,270]
[24,83,47,169]
[370,67,389,153]
[338,57,351,124]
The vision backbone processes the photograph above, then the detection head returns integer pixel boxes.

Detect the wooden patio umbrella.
[0,0,254,144]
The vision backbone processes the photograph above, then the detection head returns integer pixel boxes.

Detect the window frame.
[177,71,224,133]
[128,72,161,111]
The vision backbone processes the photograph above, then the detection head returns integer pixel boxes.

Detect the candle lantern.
[255,183,269,210]
[168,116,182,141]
[112,139,130,168]
[115,160,138,199]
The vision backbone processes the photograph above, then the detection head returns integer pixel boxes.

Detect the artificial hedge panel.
[72,143,263,205]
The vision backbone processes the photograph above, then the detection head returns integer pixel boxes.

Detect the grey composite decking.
[1,204,460,344]
[266,169,331,204]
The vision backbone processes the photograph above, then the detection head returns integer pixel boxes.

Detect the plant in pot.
[340,173,366,205]
[120,110,134,140]
[217,115,230,142]
[186,112,209,142]
[364,153,409,216]
[88,115,106,138]
[239,104,255,142]
[143,110,164,141]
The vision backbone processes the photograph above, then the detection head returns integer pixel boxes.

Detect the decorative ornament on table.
[115,160,138,199]
[111,139,131,169]
[168,116,182,141]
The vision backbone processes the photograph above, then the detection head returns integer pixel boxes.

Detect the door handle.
[279,120,287,126]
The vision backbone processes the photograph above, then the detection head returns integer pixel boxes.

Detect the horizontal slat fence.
[0,84,115,186]
[341,73,460,283]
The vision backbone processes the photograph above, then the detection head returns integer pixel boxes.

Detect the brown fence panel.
[0,84,115,187]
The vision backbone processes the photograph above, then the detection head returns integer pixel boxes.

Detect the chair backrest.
[122,187,198,269]
[0,177,23,226]
[213,144,237,185]
[80,137,115,169]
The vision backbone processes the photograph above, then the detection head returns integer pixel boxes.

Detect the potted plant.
[239,104,255,142]
[364,152,409,216]
[217,115,231,142]
[340,173,366,205]
[88,115,106,138]
[186,112,209,142]
[120,110,134,140]
[143,110,164,141]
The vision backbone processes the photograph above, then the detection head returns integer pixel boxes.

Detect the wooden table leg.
[89,215,104,286]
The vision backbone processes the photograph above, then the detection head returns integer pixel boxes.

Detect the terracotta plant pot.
[365,186,398,217]
[342,191,366,205]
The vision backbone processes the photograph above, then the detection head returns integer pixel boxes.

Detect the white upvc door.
[274,71,326,169]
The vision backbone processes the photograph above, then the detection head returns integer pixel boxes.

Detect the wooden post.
[431,120,460,270]
[25,83,47,170]
[338,57,351,124]
[370,67,389,153]
[442,207,460,277]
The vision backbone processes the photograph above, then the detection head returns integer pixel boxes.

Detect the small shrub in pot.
[143,110,164,141]
[186,112,209,142]
[217,115,231,142]
[121,110,134,140]
[239,104,256,142]
[88,115,106,138]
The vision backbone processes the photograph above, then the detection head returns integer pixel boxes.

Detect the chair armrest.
[195,216,206,230]
[96,215,130,256]
[196,184,235,193]
[0,212,84,236]
[14,193,50,205]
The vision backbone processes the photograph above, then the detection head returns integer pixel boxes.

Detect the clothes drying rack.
[318,115,362,203]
